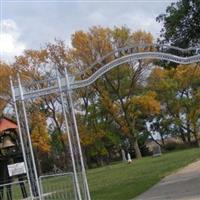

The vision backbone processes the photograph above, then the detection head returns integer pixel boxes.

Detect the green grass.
[87,148,200,200]
[9,148,200,200]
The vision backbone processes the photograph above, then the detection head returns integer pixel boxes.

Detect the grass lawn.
[88,148,200,200]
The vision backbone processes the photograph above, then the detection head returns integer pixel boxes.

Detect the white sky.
[0,0,177,62]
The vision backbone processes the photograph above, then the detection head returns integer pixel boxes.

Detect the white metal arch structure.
[72,43,200,77]
[71,52,200,89]
[10,44,200,200]
[12,44,200,101]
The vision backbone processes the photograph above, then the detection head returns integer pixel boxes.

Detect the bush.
[164,141,196,151]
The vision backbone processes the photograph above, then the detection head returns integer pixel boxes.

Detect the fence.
[0,180,31,200]
[0,173,76,200]
[39,172,77,200]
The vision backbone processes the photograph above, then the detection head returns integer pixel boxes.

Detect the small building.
[0,116,28,199]
[0,116,18,133]
[0,116,18,149]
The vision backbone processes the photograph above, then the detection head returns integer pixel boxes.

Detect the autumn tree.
[148,64,200,146]
[30,108,51,173]
[0,61,14,115]
[13,49,65,141]
[67,26,159,158]
[31,110,50,153]
[9,26,161,162]
[77,99,121,166]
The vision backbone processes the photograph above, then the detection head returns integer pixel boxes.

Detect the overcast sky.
[0,0,177,62]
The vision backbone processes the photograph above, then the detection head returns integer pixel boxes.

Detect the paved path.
[134,160,200,200]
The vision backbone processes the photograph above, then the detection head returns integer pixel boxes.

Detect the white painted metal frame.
[10,44,200,200]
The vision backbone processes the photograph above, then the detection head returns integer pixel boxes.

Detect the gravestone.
[152,144,162,157]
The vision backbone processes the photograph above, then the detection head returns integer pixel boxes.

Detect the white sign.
[7,162,26,177]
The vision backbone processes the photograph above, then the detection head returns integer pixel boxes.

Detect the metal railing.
[0,180,31,200]
[0,173,77,200]
[39,172,77,200]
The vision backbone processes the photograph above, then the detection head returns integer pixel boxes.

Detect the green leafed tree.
[157,0,200,48]
[148,64,200,147]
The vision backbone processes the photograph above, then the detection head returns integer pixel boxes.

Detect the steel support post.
[64,69,91,200]
[17,75,42,200]
[57,73,80,200]
[10,77,34,199]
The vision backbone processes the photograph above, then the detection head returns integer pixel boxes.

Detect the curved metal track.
[71,51,200,90]
[12,45,200,100]
[73,43,200,77]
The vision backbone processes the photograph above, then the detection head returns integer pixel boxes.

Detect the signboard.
[7,162,26,177]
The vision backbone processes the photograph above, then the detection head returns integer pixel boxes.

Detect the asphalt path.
[134,160,200,200]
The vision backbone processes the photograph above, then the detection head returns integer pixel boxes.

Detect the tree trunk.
[197,139,200,148]
[34,148,42,176]
[180,128,186,143]
[96,156,104,166]
[82,148,88,169]
[193,134,200,148]
[160,133,165,146]
[194,132,200,148]
[100,157,104,166]
[133,139,142,159]
[187,131,191,143]
[186,121,192,144]
[193,125,200,147]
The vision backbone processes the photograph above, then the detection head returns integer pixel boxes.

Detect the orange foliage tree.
[67,26,159,158]
[0,61,14,115]
[31,111,50,153]
[8,26,160,161]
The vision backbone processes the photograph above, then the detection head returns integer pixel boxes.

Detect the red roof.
[0,117,18,133]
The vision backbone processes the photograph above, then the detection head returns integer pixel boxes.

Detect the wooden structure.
[0,117,18,132]
[0,116,27,200]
